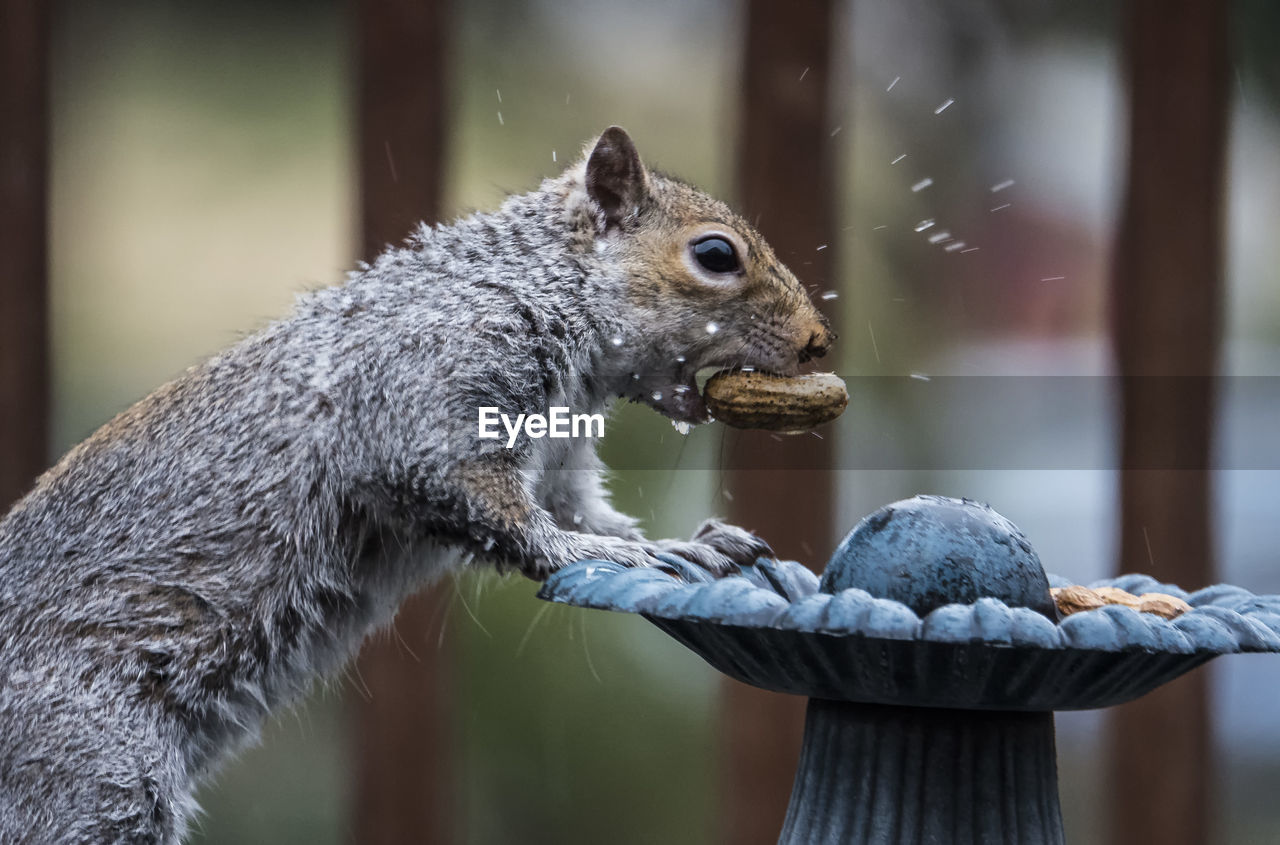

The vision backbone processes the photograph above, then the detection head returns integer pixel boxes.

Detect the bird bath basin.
[537,495,1280,844]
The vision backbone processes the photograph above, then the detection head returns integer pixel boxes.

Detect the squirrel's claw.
[651,519,775,577]
[651,539,737,577]
[691,518,776,566]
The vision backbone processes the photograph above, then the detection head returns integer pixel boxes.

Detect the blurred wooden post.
[1108,2,1228,844]
[723,1,840,842]
[0,0,50,510]
[351,1,454,842]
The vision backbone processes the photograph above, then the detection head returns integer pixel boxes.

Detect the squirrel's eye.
[692,237,740,274]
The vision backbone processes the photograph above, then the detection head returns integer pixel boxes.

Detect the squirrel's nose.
[799,327,834,362]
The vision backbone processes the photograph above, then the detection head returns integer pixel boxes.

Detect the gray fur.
[0,128,824,843]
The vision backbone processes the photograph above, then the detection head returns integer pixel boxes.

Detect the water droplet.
[990,179,1015,193]
[1040,276,1066,282]
[495,89,502,103]
[830,126,842,137]
[497,111,504,126]
[816,244,828,251]
[910,373,931,381]
[610,336,623,347]
[891,153,907,165]
[675,385,689,393]
[798,66,809,81]
[676,355,686,363]
[911,178,933,192]
[960,246,980,254]
[991,203,1012,212]
[652,391,663,401]
[886,76,900,92]
[821,290,839,300]
[914,219,936,232]
[572,512,584,526]
[706,322,719,335]
[926,231,951,244]
[552,150,557,163]
[943,241,967,252]
[740,366,755,373]
[934,98,955,114]
[672,420,693,435]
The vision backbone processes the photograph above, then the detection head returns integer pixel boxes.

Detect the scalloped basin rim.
[637,620,1238,657]
[537,558,1280,656]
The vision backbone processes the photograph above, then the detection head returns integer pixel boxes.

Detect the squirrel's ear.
[585,126,650,229]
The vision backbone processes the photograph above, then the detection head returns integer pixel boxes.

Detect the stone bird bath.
[537,495,1280,844]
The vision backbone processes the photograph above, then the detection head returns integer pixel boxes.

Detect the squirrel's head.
[572,126,835,424]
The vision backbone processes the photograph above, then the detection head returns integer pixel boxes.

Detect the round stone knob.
[820,494,1058,620]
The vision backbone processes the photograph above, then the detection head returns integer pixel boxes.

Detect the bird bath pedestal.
[538,496,1280,844]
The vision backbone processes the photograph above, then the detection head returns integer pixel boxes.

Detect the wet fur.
[0,128,829,842]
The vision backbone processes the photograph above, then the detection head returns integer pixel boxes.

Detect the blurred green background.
[46,0,1280,842]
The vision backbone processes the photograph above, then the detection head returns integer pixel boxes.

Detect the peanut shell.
[1136,592,1192,620]
[703,371,848,432]
[1051,585,1191,620]
[1050,586,1107,615]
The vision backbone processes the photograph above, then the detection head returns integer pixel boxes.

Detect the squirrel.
[0,126,833,843]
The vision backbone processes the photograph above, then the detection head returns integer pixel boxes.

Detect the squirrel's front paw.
[521,536,681,581]
[654,520,774,577]
[690,519,775,567]
[652,539,737,577]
